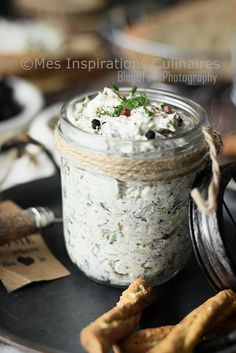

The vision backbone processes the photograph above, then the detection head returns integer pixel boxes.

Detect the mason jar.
[57,88,209,287]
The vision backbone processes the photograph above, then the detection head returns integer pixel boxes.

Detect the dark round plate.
[0,175,219,353]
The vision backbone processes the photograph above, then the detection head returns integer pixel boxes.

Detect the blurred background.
[0,0,236,190]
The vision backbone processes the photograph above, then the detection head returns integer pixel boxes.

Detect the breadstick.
[146,289,236,353]
[113,325,173,353]
[80,278,156,353]
[205,312,236,341]
[115,312,236,353]
[223,133,236,156]
[115,291,236,353]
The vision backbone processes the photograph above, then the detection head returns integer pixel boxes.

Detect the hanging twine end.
[191,188,216,213]
[191,126,222,214]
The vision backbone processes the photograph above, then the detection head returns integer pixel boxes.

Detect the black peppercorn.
[178,118,183,127]
[145,130,156,140]
[91,119,101,130]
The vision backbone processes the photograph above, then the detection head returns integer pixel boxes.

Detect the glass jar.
[58,88,208,287]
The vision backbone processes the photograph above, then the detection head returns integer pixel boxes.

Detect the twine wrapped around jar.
[55,126,223,214]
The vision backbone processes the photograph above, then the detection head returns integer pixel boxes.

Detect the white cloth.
[0,102,61,192]
[0,148,55,192]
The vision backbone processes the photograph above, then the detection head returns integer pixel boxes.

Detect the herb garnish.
[131,85,137,96]
[100,202,111,214]
[113,96,151,117]
[111,83,126,100]
[109,232,117,245]
[112,83,119,93]
[144,107,155,117]
[97,107,107,117]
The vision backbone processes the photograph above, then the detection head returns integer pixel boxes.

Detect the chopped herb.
[97,107,107,117]
[109,232,117,245]
[113,95,151,116]
[113,105,123,117]
[111,83,126,100]
[134,195,141,201]
[111,83,119,92]
[100,202,111,213]
[131,96,150,107]
[144,107,155,117]
[131,85,137,96]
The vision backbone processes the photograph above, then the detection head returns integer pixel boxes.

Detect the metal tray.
[0,175,229,353]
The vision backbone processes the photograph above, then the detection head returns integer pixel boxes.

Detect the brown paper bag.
[0,201,70,292]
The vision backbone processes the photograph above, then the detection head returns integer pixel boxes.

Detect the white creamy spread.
[61,86,202,286]
[72,87,195,141]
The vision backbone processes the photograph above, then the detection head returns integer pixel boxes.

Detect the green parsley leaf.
[112,93,151,116]
[113,106,123,117]
[112,83,119,92]
[131,86,137,96]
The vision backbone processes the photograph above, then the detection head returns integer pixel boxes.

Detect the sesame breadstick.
[223,133,236,156]
[204,312,236,341]
[113,326,173,353]
[80,278,156,353]
[115,313,236,353]
[147,289,236,353]
[115,291,236,353]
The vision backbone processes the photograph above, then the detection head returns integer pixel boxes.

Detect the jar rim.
[60,87,207,143]
[59,88,208,156]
